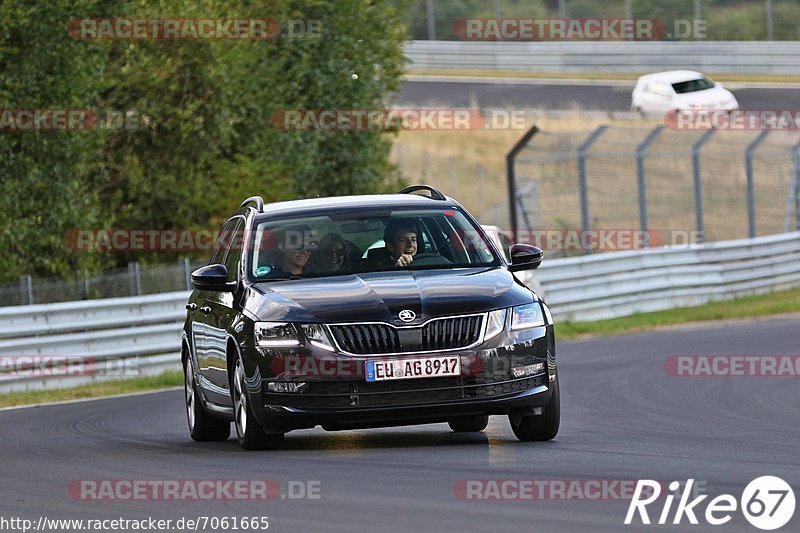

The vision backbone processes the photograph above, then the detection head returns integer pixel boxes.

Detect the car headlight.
[254,322,300,347]
[511,303,546,330]
[300,324,335,351]
[483,309,507,340]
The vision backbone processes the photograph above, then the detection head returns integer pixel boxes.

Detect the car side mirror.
[508,244,543,272]
[191,264,235,292]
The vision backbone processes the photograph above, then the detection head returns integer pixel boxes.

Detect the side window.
[209,219,236,265]
[223,221,244,282]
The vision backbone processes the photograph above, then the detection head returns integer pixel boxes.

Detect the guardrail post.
[128,262,141,296]
[577,125,609,252]
[636,125,665,246]
[19,275,33,306]
[791,140,800,232]
[506,125,539,235]
[745,131,770,238]
[783,141,800,231]
[183,258,192,290]
[692,128,716,243]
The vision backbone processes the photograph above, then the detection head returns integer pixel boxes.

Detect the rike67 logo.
[625,477,795,530]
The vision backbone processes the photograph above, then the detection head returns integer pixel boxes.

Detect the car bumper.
[257,384,552,432]
[245,325,556,433]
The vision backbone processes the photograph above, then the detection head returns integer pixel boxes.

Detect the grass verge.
[2,288,798,408]
[406,68,800,84]
[0,370,182,409]
[555,287,800,340]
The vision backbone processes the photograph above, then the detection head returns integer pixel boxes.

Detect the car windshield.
[249,207,500,280]
[671,77,715,94]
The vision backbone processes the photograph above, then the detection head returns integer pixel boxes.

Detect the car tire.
[232,358,284,450]
[448,415,489,432]
[508,376,560,441]
[184,357,231,442]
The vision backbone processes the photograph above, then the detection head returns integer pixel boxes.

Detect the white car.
[631,70,739,115]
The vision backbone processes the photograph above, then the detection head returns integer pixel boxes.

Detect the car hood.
[245,267,533,325]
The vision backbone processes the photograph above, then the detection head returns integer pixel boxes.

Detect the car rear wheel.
[508,376,560,441]
[448,415,489,432]
[184,357,230,441]
[233,358,284,450]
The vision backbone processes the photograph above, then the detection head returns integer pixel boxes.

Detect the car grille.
[328,314,484,355]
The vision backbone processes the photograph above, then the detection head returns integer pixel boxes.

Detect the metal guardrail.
[2,231,799,392]
[520,231,800,321]
[405,41,800,74]
[0,292,189,393]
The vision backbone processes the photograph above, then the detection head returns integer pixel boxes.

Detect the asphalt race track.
[1,318,798,533]
[398,78,800,111]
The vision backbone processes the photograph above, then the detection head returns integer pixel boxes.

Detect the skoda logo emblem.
[398,310,416,323]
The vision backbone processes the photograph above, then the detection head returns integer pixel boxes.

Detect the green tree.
[0,0,110,282]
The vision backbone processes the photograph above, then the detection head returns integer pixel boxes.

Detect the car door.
[202,216,245,405]
[193,218,238,403]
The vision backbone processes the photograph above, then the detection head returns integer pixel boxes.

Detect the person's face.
[389,229,417,259]
[322,243,346,270]
[282,238,316,273]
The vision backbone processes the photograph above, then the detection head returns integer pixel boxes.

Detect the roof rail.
[240,195,264,212]
[398,185,446,201]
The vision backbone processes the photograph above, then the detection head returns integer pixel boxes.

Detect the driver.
[380,219,420,268]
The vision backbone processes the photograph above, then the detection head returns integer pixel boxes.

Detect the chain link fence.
[405,0,800,41]
[509,124,800,252]
[0,259,204,307]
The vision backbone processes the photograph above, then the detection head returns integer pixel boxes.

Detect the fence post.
[506,125,539,235]
[692,129,716,243]
[476,165,485,220]
[448,158,456,195]
[745,131,770,238]
[128,262,141,296]
[183,258,192,290]
[19,275,33,306]
[577,125,609,252]
[83,269,90,299]
[425,0,436,40]
[636,125,665,246]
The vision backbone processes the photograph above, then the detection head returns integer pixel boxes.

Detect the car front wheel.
[232,358,284,450]
[508,376,560,441]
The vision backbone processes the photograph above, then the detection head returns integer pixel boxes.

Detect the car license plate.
[365,356,460,382]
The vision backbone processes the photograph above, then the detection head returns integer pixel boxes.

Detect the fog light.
[267,382,308,393]
[511,363,544,378]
